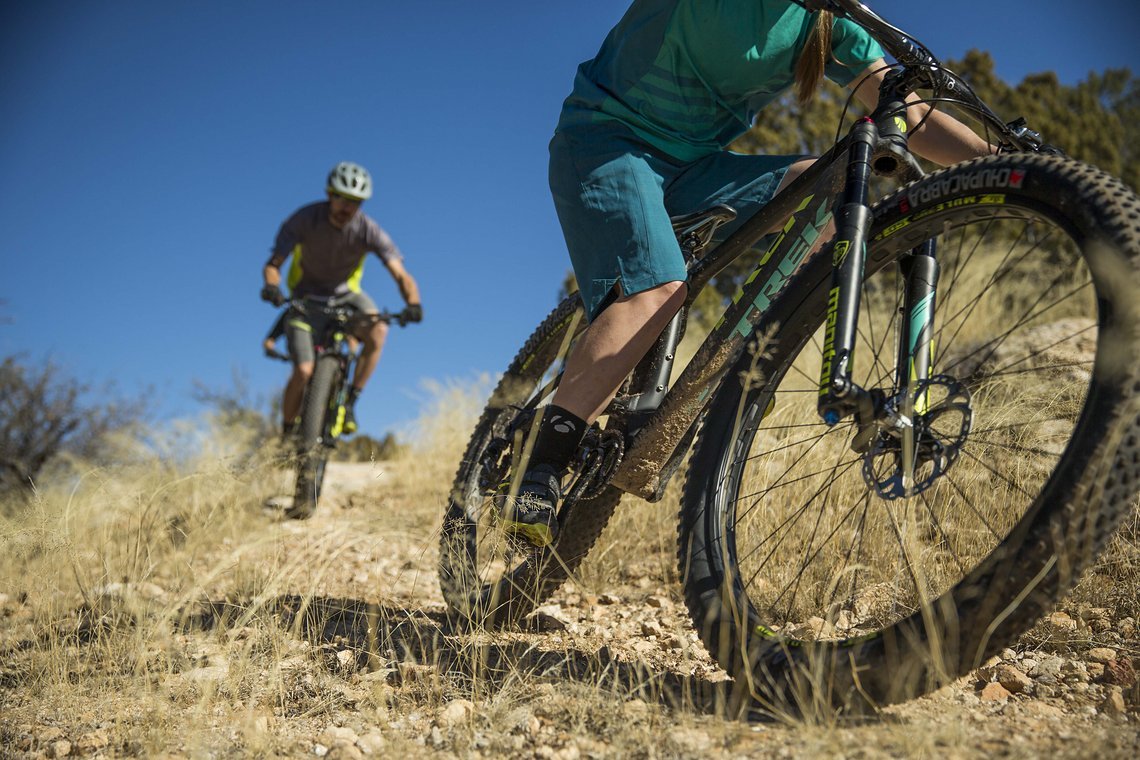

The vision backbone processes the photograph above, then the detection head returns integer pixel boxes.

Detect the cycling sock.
[527,404,588,473]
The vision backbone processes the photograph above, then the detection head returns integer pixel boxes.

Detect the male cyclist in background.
[261,161,423,436]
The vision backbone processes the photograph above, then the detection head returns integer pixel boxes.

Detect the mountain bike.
[439,0,1140,715]
[266,297,409,519]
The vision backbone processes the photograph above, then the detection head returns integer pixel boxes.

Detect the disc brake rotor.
[862,375,973,500]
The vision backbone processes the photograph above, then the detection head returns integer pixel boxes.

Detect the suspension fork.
[818,117,879,425]
[896,239,939,408]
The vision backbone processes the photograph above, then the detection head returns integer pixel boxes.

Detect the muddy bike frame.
[598,0,1050,501]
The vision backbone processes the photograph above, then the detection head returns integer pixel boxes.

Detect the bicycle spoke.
[734,459,863,574]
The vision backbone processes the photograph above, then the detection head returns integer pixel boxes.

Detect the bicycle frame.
[605,0,1043,501]
[284,298,398,443]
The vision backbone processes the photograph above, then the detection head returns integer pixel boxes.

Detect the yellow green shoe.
[499,464,561,547]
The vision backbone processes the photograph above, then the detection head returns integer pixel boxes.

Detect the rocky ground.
[1,460,1138,758]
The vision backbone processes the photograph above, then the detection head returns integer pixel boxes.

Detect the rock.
[1117,617,1136,638]
[1043,611,1077,633]
[646,595,671,609]
[318,727,358,747]
[1000,648,1018,661]
[533,606,569,631]
[1100,687,1127,716]
[1102,658,1137,687]
[75,729,110,754]
[1021,658,1039,672]
[430,726,444,748]
[632,640,655,656]
[1079,607,1112,633]
[640,620,663,637]
[1087,663,1106,680]
[313,744,329,757]
[326,744,364,760]
[438,699,474,728]
[1020,701,1065,719]
[1087,648,1117,664]
[1062,661,1089,683]
[980,682,1012,701]
[995,664,1034,694]
[356,733,386,755]
[46,739,72,758]
[335,650,356,671]
[1030,657,1065,678]
[598,593,622,605]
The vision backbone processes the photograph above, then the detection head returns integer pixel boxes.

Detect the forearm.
[905,98,994,166]
[263,264,281,288]
[850,61,994,168]
[399,275,421,305]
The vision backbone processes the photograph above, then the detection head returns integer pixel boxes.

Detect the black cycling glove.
[261,284,286,307]
[403,304,423,324]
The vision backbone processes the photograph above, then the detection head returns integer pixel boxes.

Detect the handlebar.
[285,298,411,327]
[790,0,1048,153]
[263,298,412,362]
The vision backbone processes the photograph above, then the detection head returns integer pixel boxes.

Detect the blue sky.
[2,0,1137,441]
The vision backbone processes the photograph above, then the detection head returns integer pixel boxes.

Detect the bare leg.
[551,280,688,424]
[350,320,389,390]
[282,361,314,424]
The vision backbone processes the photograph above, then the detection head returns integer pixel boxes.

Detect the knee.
[363,321,388,350]
[643,280,687,312]
[292,362,314,382]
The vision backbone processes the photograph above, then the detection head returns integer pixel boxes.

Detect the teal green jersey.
[556,0,884,161]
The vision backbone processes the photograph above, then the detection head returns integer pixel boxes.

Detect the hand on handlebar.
[401,304,423,325]
[260,284,286,307]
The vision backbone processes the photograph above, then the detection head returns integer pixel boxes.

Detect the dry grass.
[2,233,1139,755]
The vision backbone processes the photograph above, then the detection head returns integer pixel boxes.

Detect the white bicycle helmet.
[326,161,373,201]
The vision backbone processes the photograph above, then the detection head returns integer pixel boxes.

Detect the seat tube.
[818,117,879,425]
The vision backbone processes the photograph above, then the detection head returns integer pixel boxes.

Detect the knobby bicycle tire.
[290,354,341,519]
[679,153,1140,716]
[440,295,623,627]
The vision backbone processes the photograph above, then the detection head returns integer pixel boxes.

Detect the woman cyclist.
[502,0,995,546]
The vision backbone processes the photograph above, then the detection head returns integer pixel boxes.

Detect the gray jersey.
[267,201,403,296]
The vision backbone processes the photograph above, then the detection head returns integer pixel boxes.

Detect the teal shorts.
[549,123,804,321]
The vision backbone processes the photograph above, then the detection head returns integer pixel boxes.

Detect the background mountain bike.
[439,0,1140,716]
[266,297,409,519]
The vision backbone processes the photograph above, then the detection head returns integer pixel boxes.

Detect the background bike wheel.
[289,354,340,520]
[440,295,623,627]
[680,153,1140,715]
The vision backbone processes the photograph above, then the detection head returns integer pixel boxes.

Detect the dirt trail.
[2,460,1137,758]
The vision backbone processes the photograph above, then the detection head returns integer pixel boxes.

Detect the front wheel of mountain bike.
[439,295,624,627]
[679,153,1140,716]
[289,354,341,519]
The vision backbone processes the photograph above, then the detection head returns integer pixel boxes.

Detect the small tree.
[0,355,144,497]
